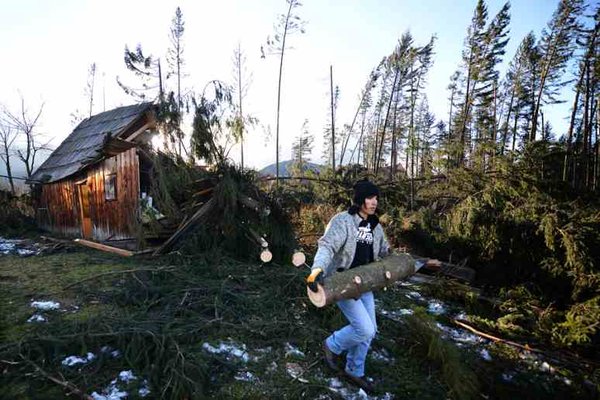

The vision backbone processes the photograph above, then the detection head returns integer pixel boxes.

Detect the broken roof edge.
[29,102,156,184]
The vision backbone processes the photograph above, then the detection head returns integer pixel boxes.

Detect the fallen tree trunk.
[307,253,419,307]
[153,198,215,256]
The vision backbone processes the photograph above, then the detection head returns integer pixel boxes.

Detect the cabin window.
[104,173,117,200]
[104,157,118,201]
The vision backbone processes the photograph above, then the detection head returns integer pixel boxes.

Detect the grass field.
[0,238,589,399]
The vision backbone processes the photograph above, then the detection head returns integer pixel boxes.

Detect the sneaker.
[343,371,375,393]
[323,341,342,371]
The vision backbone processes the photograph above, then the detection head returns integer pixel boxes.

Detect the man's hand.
[307,268,324,293]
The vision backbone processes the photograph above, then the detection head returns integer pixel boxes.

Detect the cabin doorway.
[77,182,93,239]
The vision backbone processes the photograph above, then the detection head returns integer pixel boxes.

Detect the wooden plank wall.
[38,179,80,237]
[40,148,140,241]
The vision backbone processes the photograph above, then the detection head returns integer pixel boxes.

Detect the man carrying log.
[306,179,440,392]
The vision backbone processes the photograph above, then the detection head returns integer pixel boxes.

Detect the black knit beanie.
[352,179,379,207]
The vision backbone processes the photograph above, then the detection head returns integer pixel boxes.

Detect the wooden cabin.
[30,103,158,244]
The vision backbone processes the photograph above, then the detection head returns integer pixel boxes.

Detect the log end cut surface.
[307,285,328,308]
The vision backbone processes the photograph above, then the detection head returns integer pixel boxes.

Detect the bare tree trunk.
[0,124,16,194]
[530,26,564,142]
[375,68,400,175]
[330,65,336,172]
[274,1,295,184]
[458,56,474,165]
[340,87,370,166]
[237,47,244,169]
[511,104,520,156]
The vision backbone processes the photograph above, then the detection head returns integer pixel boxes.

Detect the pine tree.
[232,43,253,170]
[167,6,186,157]
[291,119,314,175]
[340,66,381,167]
[322,85,340,168]
[454,0,510,169]
[117,44,165,101]
[454,0,489,166]
[530,0,584,142]
[563,6,599,187]
[499,33,540,156]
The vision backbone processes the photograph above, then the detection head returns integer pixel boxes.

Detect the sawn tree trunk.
[307,253,418,308]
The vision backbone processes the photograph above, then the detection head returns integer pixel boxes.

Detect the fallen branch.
[20,354,94,400]
[62,266,176,291]
[453,319,542,354]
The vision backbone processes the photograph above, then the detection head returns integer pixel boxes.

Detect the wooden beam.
[153,197,216,256]
[124,121,153,142]
[74,238,134,257]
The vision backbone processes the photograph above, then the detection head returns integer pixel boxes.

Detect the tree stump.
[307,254,418,307]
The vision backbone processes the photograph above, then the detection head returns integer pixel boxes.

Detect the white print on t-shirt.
[356,223,374,244]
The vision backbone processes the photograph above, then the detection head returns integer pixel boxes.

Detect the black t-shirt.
[350,217,375,268]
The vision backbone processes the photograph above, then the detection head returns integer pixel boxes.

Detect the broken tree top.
[307,253,419,308]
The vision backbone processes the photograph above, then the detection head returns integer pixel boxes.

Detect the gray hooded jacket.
[312,211,390,276]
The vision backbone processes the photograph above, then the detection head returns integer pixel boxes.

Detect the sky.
[0,0,571,182]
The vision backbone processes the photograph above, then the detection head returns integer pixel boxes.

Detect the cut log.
[260,249,273,263]
[292,251,306,267]
[307,253,418,308]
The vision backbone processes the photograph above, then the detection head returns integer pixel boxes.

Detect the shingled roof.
[31,103,154,183]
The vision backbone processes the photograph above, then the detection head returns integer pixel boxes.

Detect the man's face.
[361,195,378,215]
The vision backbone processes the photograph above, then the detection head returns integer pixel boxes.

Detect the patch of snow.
[91,370,142,400]
[62,352,96,367]
[91,387,128,400]
[328,377,344,389]
[0,237,41,256]
[17,248,37,256]
[436,323,485,345]
[31,300,60,310]
[370,348,394,363]
[455,311,468,320]
[427,300,446,315]
[0,238,17,254]
[118,370,136,383]
[138,380,151,397]
[284,342,305,358]
[100,346,121,358]
[539,361,555,373]
[235,370,258,382]
[27,314,46,323]
[379,308,413,321]
[480,349,492,361]
[405,291,424,301]
[268,361,278,372]
[502,372,516,382]
[202,341,253,363]
[327,377,392,400]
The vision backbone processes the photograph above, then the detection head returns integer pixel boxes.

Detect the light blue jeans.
[325,291,377,378]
